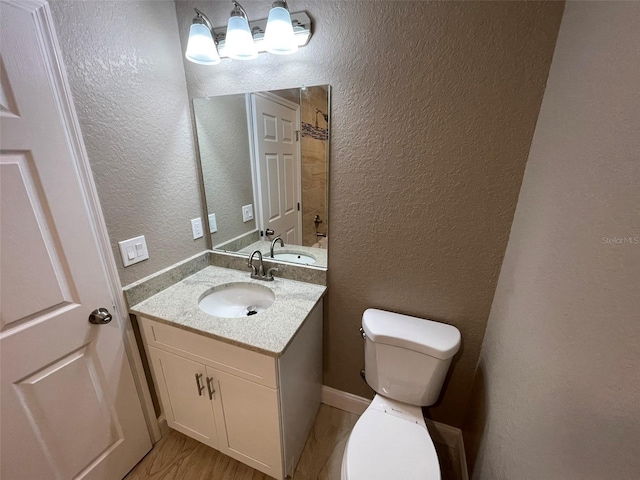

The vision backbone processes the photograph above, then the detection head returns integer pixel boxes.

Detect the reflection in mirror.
[193,85,329,269]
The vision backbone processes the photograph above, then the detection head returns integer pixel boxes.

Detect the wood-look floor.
[124,404,460,480]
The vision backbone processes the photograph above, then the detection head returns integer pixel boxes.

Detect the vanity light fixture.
[264,0,298,55]
[224,1,258,60]
[185,9,220,65]
[184,2,312,65]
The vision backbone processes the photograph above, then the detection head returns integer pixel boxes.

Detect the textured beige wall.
[464,2,640,477]
[193,95,256,246]
[177,1,564,426]
[50,0,205,286]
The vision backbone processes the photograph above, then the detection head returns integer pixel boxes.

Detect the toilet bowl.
[341,309,461,480]
[341,395,440,480]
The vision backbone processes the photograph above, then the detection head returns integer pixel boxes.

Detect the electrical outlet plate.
[208,213,217,233]
[242,204,254,223]
[191,218,203,239]
[118,235,149,267]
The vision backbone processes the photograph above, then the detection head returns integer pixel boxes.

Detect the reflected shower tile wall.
[301,86,329,247]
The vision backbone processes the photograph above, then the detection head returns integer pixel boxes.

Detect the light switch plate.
[242,204,253,223]
[208,214,217,233]
[118,235,149,267]
[191,218,203,239]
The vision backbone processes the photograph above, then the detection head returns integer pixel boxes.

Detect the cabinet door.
[148,347,219,449]
[207,367,283,479]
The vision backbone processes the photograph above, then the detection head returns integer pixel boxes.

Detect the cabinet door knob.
[195,373,205,396]
[206,376,215,400]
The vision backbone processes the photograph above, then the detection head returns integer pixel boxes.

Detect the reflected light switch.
[242,204,253,223]
[208,214,217,233]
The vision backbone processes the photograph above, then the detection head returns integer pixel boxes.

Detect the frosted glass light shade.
[264,6,297,55]
[224,16,258,60]
[185,23,220,65]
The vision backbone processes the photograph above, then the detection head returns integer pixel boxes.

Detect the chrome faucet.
[270,235,284,258]
[248,250,264,277]
[248,250,278,281]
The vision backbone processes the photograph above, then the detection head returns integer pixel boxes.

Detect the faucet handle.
[266,267,279,280]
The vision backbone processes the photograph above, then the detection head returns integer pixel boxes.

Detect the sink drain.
[246,306,258,316]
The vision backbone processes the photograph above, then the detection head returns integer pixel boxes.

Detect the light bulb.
[224,15,258,60]
[264,5,297,55]
[185,22,220,65]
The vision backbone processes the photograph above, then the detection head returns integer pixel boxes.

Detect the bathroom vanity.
[130,266,326,480]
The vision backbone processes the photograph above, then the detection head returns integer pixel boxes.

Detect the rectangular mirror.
[193,85,330,269]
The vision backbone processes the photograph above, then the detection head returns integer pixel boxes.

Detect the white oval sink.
[199,282,275,318]
[272,252,316,265]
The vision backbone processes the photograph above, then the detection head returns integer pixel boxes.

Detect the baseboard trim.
[425,420,469,480]
[321,385,468,480]
[321,385,371,415]
[156,414,170,441]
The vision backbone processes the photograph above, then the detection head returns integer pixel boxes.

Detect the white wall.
[464,2,640,478]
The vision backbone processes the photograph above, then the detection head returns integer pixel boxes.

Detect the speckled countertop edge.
[209,250,327,285]
[236,241,328,268]
[122,251,209,308]
[129,265,326,357]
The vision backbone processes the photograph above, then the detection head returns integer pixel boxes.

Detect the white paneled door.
[0,1,151,479]
[251,93,302,245]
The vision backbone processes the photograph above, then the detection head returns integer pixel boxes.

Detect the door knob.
[265,228,275,236]
[89,308,112,325]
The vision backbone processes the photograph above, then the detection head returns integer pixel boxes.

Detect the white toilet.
[341,309,461,480]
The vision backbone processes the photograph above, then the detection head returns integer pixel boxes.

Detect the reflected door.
[0,2,151,479]
[251,93,301,245]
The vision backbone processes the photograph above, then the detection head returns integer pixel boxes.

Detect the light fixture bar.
[212,11,311,59]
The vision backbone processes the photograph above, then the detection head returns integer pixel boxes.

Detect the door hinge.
[295,130,300,141]
[297,202,300,211]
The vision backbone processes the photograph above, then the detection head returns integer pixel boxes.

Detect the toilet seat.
[341,403,440,480]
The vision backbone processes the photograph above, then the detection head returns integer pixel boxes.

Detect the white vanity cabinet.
[140,301,322,480]
[147,347,220,449]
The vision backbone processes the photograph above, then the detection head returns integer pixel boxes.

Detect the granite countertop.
[236,241,328,269]
[129,266,326,357]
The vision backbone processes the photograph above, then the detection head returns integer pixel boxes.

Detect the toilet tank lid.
[362,309,461,359]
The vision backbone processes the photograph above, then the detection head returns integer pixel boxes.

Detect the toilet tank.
[362,309,461,406]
